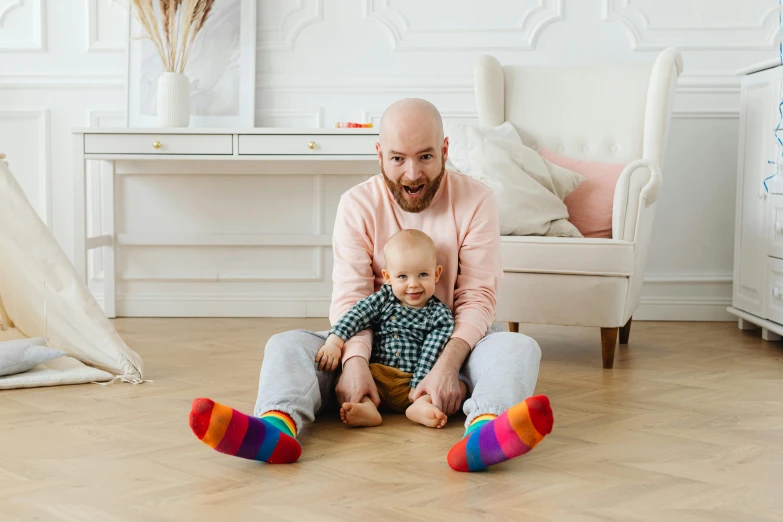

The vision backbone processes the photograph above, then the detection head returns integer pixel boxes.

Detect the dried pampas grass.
[131,0,215,73]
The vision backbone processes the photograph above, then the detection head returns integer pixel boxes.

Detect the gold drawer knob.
[308,141,316,150]
[152,141,161,149]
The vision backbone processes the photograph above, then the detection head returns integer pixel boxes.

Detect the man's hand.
[336,356,380,407]
[410,337,471,415]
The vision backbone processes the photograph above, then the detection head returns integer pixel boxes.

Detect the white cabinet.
[730,62,783,339]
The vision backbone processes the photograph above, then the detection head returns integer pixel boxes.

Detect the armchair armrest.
[611,159,662,242]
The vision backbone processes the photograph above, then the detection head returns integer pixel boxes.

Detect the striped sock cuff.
[261,410,297,438]
[465,413,497,436]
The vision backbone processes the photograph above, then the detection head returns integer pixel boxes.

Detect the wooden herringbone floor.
[1,319,782,521]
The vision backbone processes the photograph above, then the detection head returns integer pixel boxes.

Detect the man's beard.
[382,159,445,213]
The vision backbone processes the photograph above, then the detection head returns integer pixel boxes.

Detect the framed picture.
[125,0,257,128]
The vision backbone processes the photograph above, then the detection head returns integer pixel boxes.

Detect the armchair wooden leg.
[601,328,618,369]
[509,322,519,333]
[619,317,632,345]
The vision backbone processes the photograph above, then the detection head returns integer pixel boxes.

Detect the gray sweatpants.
[253,325,542,432]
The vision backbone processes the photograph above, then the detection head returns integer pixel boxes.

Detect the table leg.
[73,135,87,282]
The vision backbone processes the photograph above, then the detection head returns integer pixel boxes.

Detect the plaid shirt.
[330,284,454,388]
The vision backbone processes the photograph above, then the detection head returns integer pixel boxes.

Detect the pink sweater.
[330,169,503,364]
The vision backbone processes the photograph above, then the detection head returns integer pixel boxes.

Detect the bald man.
[189,99,553,472]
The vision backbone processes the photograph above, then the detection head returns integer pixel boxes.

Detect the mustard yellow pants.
[369,363,413,413]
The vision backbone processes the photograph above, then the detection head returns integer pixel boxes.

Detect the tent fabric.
[0,162,143,389]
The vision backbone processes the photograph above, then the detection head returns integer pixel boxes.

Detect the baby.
[316,229,466,428]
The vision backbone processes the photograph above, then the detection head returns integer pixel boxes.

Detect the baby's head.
[381,229,442,308]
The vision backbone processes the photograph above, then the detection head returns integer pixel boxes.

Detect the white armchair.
[475,48,683,368]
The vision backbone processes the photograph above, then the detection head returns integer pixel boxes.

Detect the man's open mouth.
[403,184,425,195]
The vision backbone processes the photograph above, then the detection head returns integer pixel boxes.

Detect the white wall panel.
[1,0,777,319]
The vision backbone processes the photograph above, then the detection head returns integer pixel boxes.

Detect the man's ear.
[442,137,449,164]
[434,265,443,282]
[376,142,383,167]
[382,269,391,284]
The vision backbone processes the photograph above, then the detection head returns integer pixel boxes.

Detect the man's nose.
[404,159,419,179]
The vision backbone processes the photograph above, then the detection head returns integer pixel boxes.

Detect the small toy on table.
[334,122,373,128]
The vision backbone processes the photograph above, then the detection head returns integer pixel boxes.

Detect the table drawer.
[238,134,377,155]
[84,134,233,155]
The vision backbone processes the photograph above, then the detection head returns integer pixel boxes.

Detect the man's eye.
[421,154,433,160]
[392,156,403,162]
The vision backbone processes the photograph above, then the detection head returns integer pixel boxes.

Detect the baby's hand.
[315,335,343,371]
[316,343,341,371]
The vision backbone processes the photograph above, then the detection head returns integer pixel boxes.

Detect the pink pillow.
[539,148,625,239]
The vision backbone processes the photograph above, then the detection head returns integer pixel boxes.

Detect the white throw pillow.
[0,337,66,377]
[445,121,584,237]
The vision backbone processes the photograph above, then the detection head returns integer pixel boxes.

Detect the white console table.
[72,128,379,318]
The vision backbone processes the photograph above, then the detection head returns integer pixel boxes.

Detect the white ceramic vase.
[157,72,190,127]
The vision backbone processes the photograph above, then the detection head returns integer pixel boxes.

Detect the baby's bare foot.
[406,399,448,428]
[340,401,382,427]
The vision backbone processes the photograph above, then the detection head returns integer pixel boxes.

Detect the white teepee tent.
[0,161,143,389]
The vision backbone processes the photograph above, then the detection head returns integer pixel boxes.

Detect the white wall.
[1,0,778,321]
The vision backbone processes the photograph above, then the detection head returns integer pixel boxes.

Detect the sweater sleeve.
[451,191,503,348]
[329,193,376,364]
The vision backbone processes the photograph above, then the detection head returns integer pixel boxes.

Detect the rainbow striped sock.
[447,395,553,472]
[189,398,301,464]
